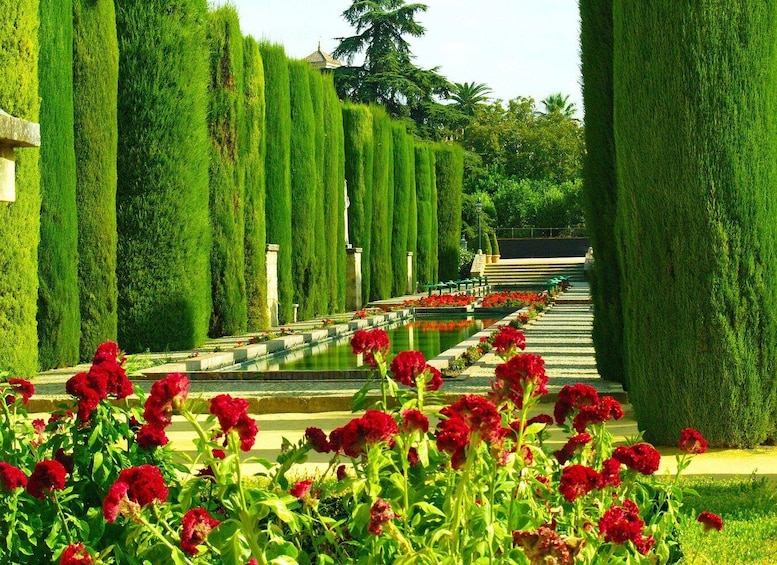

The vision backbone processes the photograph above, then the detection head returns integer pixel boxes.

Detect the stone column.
[0,110,41,202]
[346,246,363,311]
[406,251,414,294]
[266,244,280,326]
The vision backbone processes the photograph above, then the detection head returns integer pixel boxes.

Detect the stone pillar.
[0,110,41,202]
[406,251,414,294]
[266,244,280,326]
[346,246,363,311]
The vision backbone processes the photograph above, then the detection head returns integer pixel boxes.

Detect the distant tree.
[450,81,492,116]
[541,92,577,118]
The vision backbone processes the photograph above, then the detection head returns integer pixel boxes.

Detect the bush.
[458,248,475,278]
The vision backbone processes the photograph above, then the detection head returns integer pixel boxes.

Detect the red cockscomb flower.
[512,526,573,565]
[612,443,661,475]
[180,507,221,556]
[144,373,190,428]
[572,396,624,433]
[596,457,622,489]
[558,464,598,502]
[553,433,592,465]
[65,371,108,420]
[350,328,390,367]
[491,353,548,407]
[426,365,444,391]
[697,511,723,532]
[305,427,331,453]
[90,360,133,400]
[390,350,427,387]
[436,416,471,470]
[338,410,398,458]
[401,409,429,434]
[27,459,67,499]
[7,378,34,404]
[368,498,395,535]
[234,413,258,451]
[210,394,250,433]
[554,383,600,425]
[0,462,27,491]
[440,395,502,443]
[93,341,121,365]
[598,499,654,554]
[59,542,93,565]
[136,424,169,449]
[103,465,168,522]
[679,428,707,454]
[492,326,526,358]
[290,479,313,500]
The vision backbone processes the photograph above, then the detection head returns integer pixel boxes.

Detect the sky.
[227,0,583,115]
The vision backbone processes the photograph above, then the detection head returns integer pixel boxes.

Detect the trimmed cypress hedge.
[342,103,374,302]
[243,36,269,330]
[207,6,246,337]
[580,0,624,385]
[260,43,293,323]
[414,144,433,285]
[0,0,40,377]
[73,0,118,359]
[323,74,346,312]
[370,105,393,301]
[308,67,327,316]
[116,0,211,352]
[614,2,777,446]
[429,148,439,283]
[406,146,417,292]
[391,123,412,296]
[288,59,318,320]
[38,0,80,369]
[434,143,463,282]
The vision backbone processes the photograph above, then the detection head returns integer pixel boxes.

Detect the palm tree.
[541,93,577,117]
[449,81,492,115]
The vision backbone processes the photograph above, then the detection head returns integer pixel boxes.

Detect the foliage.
[391,123,413,296]
[490,177,584,229]
[243,36,269,330]
[406,162,418,291]
[370,105,393,301]
[458,248,474,279]
[541,92,577,117]
[260,42,294,324]
[414,143,435,285]
[73,0,119,360]
[0,0,40,377]
[614,2,777,445]
[309,67,327,317]
[429,148,439,283]
[37,0,80,369]
[434,143,464,282]
[116,0,212,353]
[449,81,492,117]
[207,6,246,337]
[289,60,319,320]
[580,0,624,384]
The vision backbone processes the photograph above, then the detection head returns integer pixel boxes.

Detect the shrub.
[370,105,393,301]
[308,67,327,316]
[74,0,118,359]
[391,123,413,296]
[414,143,434,285]
[116,0,211,353]
[37,0,80,369]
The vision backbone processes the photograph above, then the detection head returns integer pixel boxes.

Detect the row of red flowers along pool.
[0,327,724,564]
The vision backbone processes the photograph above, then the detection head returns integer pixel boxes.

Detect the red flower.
[492,353,548,407]
[0,462,27,491]
[27,459,67,499]
[338,410,398,458]
[93,341,121,365]
[234,413,258,451]
[612,443,661,475]
[558,464,598,502]
[368,498,395,535]
[553,433,592,465]
[103,465,168,522]
[407,446,420,467]
[512,526,573,565]
[54,448,74,474]
[401,409,429,434]
[209,393,249,432]
[440,395,502,443]
[290,479,313,500]
[180,507,221,556]
[144,373,190,428]
[492,326,526,357]
[136,424,169,449]
[679,428,707,454]
[65,371,108,420]
[350,328,390,366]
[390,350,427,387]
[336,464,347,481]
[7,378,34,404]
[572,396,624,433]
[596,457,622,489]
[305,427,331,453]
[435,416,471,470]
[59,542,93,565]
[426,365,443,391]
[554,383,599,425]
[91,360,133,399]
[599,500,653,554]
[697,511,723,532]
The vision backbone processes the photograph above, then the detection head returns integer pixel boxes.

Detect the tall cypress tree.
[308,67,327,315]
[414,143,433,285]
[260,42,293,323]
[580,0,623,385]
[406,146,417,291]
[73,0,118,359]
[38,0,80,369]
[434,143,463,282]
[370,105,393,301]
[116,0,211,352]
[243,36,269,330]
[342,103,374,302]
[429,146,439,283]
[207,6,246,337]
[391,123,412,296]
[0,0,40,377]
[289,59,318,320]
[614,2,777,446]
[323,74,346,311]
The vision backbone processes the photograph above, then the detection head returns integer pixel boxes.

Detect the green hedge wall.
[73,0,118,359]
[429,148,439,283]
[434,143,463,282]
[0,0,40,377]
[342,103,374,302]
[614,2,777,446]
[308,67,327,316]
[406,152,417,291]
[414,144,433,285]
[580,0,623,385]
[116,0,211,352]
[323,74,346,311]
[288,59,318,320]
[207,6,246,337]
[370,105,393,301]
[260,42,293,323]
[243,36,268,330]
[391,123,412,296]
[37,0,80,369]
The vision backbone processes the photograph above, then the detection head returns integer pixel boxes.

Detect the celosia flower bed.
[406,293,478,307]
[0,334,723,564]
[481,290,552,310]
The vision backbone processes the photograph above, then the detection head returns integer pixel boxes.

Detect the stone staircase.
[484,257,586,288]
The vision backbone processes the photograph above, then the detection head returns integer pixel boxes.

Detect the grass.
[676,475,777,564]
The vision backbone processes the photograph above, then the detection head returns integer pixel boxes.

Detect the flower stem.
[136,512,195,565]
[52,491,74,545]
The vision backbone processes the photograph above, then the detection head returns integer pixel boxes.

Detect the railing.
[494,226,587,239]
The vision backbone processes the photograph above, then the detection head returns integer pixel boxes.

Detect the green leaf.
[88,422,103,448]
[412,501,446,519]
[259,498,297,524]
[92,451,104,473]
